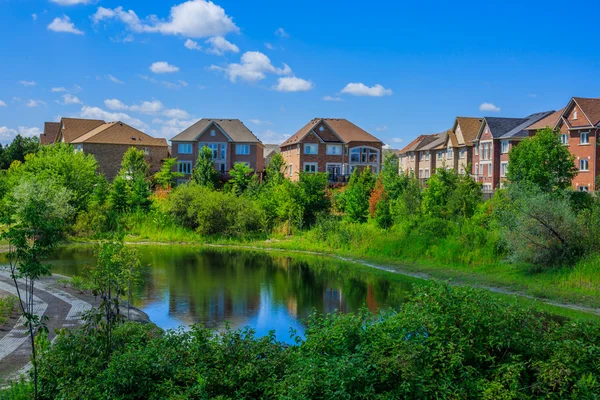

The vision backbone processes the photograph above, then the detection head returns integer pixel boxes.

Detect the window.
[319,126,325,132]
[326,144,342,155]
[236,144,250,155]
[460,149,466,159]
[425,151,430,161]
[580,159,589,171]
[425,169,430,178]
[205,144,219,159]
[579,186,589,192]
[580,132,589,145]
[560,134,568,145]
[178,161,192,175]
[483,184,493,193]
[142,147,150,155]
[304,162,318,173]
[501,141,509,154]
[573,110,578,120]
[297,145,300,155]
[488,164,492,177]
[210,129,216,137]
[74,144,83,153]
[475,163,479,176]
[220,144,227,160]
[289,164,293,177]
[410,153,415,161]
[447,147,453,159]
[437,152,443,160]
[178,143,192,154]
[420,152,425,161]
[350,147,380,164]
[474,145,478,156]
[419,169,423,178]
[501,162,508,177]
[304,143,318,155]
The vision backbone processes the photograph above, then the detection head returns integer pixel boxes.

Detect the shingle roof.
[40,122,60,145]
[526,109,563,131]
[498,111,555,139]
[263,144,281,159]
[455,117,482,146]
[280,118,381,147]
[398,135,426,154]
[573,97,600,126]
[170,119,262,144]
[60,118,106,143]
[71,122,168,147]
[421,131,447,151]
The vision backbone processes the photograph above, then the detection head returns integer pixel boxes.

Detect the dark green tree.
[193,146,219,189]
[266,153,286,185]
[229,163,254,195]
[381,152,408,200]
[345,168,376,223]
[109,176,131,214]
[154,158,184,189]
[0,135,39,169]
[298,172,330,226]
[507,127,578,192]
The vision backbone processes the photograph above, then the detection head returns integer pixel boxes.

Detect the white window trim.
[304,143,318,155]
[580,131,590,145]
[178,161,193,175]
[500,161,508,177]
[326,144,342,155]
[178,143,193,154]
[501,140,509,154]
[303,162,318,173]
[236,144,250,155]
[580,159,589,171]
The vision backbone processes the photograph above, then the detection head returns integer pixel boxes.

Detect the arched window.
[349,146,380,164]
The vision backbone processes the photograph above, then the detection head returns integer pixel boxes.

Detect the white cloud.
[26,100,46,107]
[48,15,84,35]
[0,100,6,107]
[151,117,197,139]
[104,98,164,114]
[92,1,239,38]
[205,36,239,55]
[249,119,272,125]
[79,105,148,130]
[52,87,67,92]
[184,38,201,50]
[73,84,83,92]
[528,94,537,98]
[211,51,292,83]
[274,27,289,38]
[139,75,188,89]
[162,108,190,119]
[323,96,343,101]
[107,74,125,84]
[32,14,38,21]
[479,102,501,112]
[258,129,288,144]
[273,77,313,92]
[375,125,388,132]
[150,61,180,74]
[19,80,37,87]
[391,137,404,143]
[264,42,274,50]
[341,83,393,97]
[60,94,83,105]
[0,126,42,145]
[50,0,94,5]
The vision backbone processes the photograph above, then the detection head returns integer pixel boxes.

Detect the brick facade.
[82,143,168,180]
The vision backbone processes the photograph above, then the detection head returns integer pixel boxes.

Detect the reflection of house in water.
[286,297,298,318]
[366,284,380,312]
[323,287,347,313]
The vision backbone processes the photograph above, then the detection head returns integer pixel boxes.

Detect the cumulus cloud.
[257,129,289,144]
[139,75,188,89]
[264,42,274,50]
[162,108,190,119]
[92,1,239,38]
[26,100,46,107]
[0,126,42,145]
[59,94,83,105]
[50,0,94,5]
[205,36,239,55]
[107,74,125,84]
[48,15,84,35]
[375,125,388,132]
[274,27,289,38]
[273,77,313,92]
[392,137,404,143]
[0,100,6,107]
[479,103,500,112]
[52,87,67,92]
[341,83,393,97]
[32,14,38,21]
[104,99,164,114]
[19,80,37,87]
[79,106,148,130]
[184,38,201,50]
[323,96,343,101]
[150,61,180,74]
[211,51,292,83]
[151,117,197,138]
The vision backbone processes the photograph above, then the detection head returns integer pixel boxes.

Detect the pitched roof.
[171,119,262,144]
[263,144,281,159]
[573,97,600,126]
[280,118,381,147]
[60,118,106,143]
[40,122,60,145]
[421,131,447,151]
[71,121,168,147]
[455,117,482,146]
[498,111,555,139]
[526,109,563,131]
[398,135,426,154]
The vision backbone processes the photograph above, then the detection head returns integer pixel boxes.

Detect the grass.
[0,295,17,325]
[0,379,32,399]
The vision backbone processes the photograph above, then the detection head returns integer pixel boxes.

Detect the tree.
[507,127,578,193]
[345,168,376,223]
[109,176,131,214]
[129,177,152,212]
[297,172,330,227]
[119,147,150,181]
[447,172,483,219]
[229,163,254,195]
[266,153,286,185]
[1,178,73,399]
[381,152,408,200]
[193,146,219,189]
[422,168,459,218]
[374,194,393,229]
[154,158,184,189]
[0,135,39,170]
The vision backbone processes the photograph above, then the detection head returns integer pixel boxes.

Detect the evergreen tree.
[345,168,376,223]
[154,158,184,189]
[193,146,219,189]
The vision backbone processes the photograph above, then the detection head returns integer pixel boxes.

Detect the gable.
[314,122,342,142]
[197,122,230,142]
[567,102,590,127]
[455,125,465,145]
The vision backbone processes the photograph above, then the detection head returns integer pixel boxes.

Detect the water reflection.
[21,246,416,343]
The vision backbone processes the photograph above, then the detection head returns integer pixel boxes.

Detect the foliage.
[0,294,17,325]
[154,158,184,189]
[193,146,219,189]
[381,151,408,200]
[368,175,385,218]
[507,127,578,192]
[265,152,286,185]
[35,284,600,399]
[228,163,254,195]
[108,176,131,214]
[374,193,393,229]
[119,147,150,181]
[0,134,39,170]
[345,168,376,223]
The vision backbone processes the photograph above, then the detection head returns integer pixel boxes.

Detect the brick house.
[552,97,600,192]
[418,132,447,182]
[170,119,264,182]
[280,118,383,181]
[41,118,169,180]
[398,134,439,176]
[472,111,554,192]
[448,117,482,175]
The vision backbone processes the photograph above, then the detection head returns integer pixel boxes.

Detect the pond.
[7,245,420,343]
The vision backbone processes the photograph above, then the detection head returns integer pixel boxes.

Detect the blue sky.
[1,0,600,146]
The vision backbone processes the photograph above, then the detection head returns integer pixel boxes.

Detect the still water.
[27,246,418,343]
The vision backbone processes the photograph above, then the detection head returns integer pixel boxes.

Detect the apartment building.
[280,118,383,181]
[398,134,439,176]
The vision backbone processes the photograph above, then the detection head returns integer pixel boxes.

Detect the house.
[418,132,447,181]
[398,133,442,179]
[170,119,264,181]
[552,98,600,192]
[280,118,383,181]
[263,144,281,168]
[41,117,170,180]
[472,111,555,192]
[449,117,482,174]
